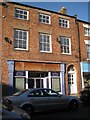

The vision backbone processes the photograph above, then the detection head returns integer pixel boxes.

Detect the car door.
[46,90,60,110]
[46,90,67,110]
[27,89,50,111]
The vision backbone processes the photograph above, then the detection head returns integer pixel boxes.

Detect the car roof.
[28,88,51,91]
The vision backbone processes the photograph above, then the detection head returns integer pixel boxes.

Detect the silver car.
[3,88,79,114]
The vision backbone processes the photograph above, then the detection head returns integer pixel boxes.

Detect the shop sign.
[51,72,60,77]
[15,71,26,76]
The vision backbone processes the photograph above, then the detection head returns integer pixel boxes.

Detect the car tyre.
[69,99,79,111]
[21,104,34,115]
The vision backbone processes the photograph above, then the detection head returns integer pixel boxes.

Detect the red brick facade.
[1,2,90,96]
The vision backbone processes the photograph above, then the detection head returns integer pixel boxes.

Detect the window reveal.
[39,33,52,52]
[60,36,71,54]
[15,8,29,20]
[14,29,28,50]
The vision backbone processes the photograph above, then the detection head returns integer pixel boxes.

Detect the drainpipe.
[75,15,82,92]
[75,15,81,62]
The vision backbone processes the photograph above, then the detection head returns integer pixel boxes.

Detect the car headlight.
[3,99,12,106]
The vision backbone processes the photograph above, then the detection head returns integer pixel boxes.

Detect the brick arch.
[67,64,76,72]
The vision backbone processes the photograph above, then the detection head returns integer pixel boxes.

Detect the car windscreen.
[13,89,28,96]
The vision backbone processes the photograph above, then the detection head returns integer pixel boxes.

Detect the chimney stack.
[59,7,67,14]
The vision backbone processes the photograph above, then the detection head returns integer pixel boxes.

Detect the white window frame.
[59,18,69,28]
[83,24,90,37]
[60,36,71,55]
[14,29,28,50]
[84,28,90,37]
[15,8,29,20]
[84,40,90,60]
[39,13,51,24]
[39,33,52,53]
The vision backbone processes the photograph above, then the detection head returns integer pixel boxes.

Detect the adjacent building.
[0,1,90,96]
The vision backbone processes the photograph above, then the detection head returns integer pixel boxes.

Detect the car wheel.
[21,104,34,115]
[69,99,79,111]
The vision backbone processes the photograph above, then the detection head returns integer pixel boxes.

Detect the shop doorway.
[28,71,61,92]
[28,78,44,88]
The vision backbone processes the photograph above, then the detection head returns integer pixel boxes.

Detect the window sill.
[40,51,52,53]
[14,48,29,51]
[61,53,71,55]
[39,22,51,25]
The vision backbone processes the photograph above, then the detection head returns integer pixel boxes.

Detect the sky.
[10,0,89,22]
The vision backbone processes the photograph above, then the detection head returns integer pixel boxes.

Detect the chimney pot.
[59,7,67,14]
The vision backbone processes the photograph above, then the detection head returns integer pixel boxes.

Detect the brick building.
[78,21,90,88]
[0,1,90,96]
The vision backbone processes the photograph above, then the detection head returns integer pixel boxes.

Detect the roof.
[1,1,89,24]
[8,2,76,18]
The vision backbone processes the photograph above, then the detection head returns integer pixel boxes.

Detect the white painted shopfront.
[7,60,66,95]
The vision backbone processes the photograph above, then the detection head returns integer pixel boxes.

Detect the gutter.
[75,16,81,62]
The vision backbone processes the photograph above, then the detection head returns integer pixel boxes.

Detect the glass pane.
[23,35,27,39]
[24,16,27,19]
[24,11,27,15]
[14,40,18,48]
[43,44,46,51]
[46,20,49,23]
[87,53,90,59]
[67,39,69,45]
[20,10,23,14]
[14,31,18,38]
[64,39,67,45]
[43,19,45,22]
[51,78,61,91]
[28,79,34,88]
[39,43,42,50]
[15,78,25,92]
[23,41,26,49]
[36,79,40,88]
[43,15,45,19]
[67,47,69,53]
[15,9,19,13]
[15,14,19,18]
[47,36,49,43]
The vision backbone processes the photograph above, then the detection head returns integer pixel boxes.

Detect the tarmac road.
[31,103,90,120]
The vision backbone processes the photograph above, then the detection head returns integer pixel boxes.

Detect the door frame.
[68,67,77,94]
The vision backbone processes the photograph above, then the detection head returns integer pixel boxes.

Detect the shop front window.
[14,71,26,92]
[51,77,61,92]
[51,72,61,92]
[83,72,90,86]
[28,71,61,91]
[15,77,26,92]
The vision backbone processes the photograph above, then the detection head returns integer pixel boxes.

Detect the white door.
[68,72,77,94]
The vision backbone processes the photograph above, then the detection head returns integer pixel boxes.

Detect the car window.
[43,89,58,97]
[13,89,28,96]
[28,90,44,97]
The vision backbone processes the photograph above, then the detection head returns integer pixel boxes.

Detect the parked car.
[3,88,79,115]
[0,104,30,120]
[80,86,90,104]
